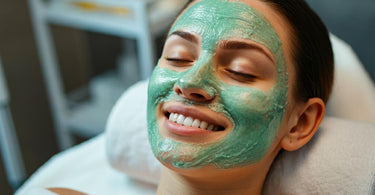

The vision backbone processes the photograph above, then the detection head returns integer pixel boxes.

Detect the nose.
[174,53,216,102]
[174,84,214,102]
[174,83,215,102]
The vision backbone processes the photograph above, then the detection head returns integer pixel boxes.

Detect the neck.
[156,163,270,195]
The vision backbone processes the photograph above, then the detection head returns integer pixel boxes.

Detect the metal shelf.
[0,57,26,189]
[43,0,178,38]
[28,0,184,149]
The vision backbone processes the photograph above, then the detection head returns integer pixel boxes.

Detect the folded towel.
[106,80,161,185]
[263,117,375,194]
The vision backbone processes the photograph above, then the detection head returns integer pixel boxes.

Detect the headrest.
[327,34,375,123]
[105,36,375,193]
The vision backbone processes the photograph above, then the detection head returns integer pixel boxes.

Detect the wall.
[306,0,375,81]
[0,155,12,195]
[0,0,56,193]
[0,0,90,193]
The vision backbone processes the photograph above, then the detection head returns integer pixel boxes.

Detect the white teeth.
[183,117,193,126]
[171,113,178,122]
[199,121,208,129]
[169,113,177,122]
[176,114,185,124]
[168,112,221,131]
[192,119,200,128]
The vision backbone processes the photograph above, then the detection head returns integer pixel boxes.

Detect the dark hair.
[182,0,334,103]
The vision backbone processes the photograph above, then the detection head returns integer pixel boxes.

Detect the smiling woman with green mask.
[147,0,334,194]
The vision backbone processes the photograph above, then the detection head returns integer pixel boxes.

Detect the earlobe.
[281,98,325,151]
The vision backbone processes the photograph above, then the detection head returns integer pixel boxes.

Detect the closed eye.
[225,69,256,82]
[165,57,194,68]
[166,58,193,63]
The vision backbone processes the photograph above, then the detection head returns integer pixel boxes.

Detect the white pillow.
[327,34,375,123]
[105,80,161,185]
[105,36,375,193]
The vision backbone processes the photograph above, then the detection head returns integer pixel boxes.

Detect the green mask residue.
[147,0,289,169]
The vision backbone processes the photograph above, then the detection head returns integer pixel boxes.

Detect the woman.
[147,0,333,194]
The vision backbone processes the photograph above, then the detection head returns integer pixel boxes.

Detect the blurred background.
[0,0,374,194]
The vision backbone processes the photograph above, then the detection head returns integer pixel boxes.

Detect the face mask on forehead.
[147,0,289,169]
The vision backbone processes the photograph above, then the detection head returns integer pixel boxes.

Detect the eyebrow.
[219,40,275,63]
[170,31,199,44]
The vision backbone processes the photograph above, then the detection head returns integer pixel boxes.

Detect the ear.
[281,98,325,151]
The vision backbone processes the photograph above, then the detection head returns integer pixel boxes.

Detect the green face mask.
[147,0,289,169]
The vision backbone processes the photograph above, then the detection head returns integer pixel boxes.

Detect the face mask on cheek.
[147,0,289,169]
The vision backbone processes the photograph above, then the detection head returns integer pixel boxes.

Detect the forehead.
[170,0,281,54]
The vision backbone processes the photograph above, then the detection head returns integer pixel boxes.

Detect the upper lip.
[162,102,232,130]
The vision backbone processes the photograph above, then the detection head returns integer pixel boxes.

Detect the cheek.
[148,66,180,104]
[190,85,288,168]
[219,85,273,122]
[218,85,287,152]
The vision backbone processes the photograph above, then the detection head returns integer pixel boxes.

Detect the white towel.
[263,117,375,194]
[105,80,161,185]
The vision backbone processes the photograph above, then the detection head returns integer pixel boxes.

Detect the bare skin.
[48,188,87,195]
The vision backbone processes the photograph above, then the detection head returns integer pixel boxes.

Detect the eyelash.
[166,58,192,62]
[165,58,194,66]
[225,69,256,82]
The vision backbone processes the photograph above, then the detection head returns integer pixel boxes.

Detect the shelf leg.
[28,0,74,149]
[0,106,27,189]
[134,2,156,80]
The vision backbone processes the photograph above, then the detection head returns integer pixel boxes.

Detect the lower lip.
[164,117,217,137]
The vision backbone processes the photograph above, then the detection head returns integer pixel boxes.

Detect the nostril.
[175,87,183,95]
[174,84,214,102]
[191,93,205,99]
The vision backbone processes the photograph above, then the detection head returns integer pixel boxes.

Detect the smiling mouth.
[165,112,225,131]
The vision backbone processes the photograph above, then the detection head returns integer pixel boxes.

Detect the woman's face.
[147,0,294,169]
